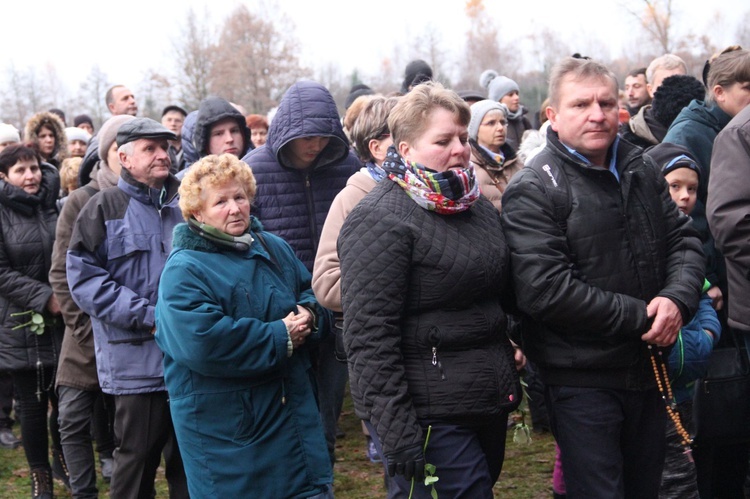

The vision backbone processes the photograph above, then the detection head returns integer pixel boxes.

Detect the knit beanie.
[468,100,508,140]
[98,115,136,165]
[73,114,93,128]
[0,123,20,144]
[646,142,703,183]
[651,74,705,129]
[401,60,433,93]
[480,70,520,102]
[65,127,91,145]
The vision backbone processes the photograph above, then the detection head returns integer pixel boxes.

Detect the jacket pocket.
[232,390,257,446]
[107,233,151,260]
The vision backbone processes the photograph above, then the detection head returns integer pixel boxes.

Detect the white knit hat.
[468,100,508,140]
[0,123,20,144]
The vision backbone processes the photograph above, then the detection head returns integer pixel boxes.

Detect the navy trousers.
[546,385,666,499]
[366,415,508,499]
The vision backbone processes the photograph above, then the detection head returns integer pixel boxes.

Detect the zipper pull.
[432,347,445,380]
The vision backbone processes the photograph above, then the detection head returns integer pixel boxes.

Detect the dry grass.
[0,393,555,498]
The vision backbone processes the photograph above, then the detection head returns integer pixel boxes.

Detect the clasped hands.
[283,306,314,349]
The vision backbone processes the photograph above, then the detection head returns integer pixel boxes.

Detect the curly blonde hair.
[59,157,82,195]
[178,154,257,221]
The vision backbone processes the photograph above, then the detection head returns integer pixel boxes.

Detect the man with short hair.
[67,118,188,499]
[647,54,688,98]
[193,96,251,158]
[105,85,138,117]
[501,57,704,498]
[624,67,651,116]
[161,105,188,172]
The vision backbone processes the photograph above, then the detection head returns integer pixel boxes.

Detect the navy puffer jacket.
[242,81,361,270]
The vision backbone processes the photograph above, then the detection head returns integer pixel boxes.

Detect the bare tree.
[210,4,310,114]
[138,70,174,120]
[0,64,55,129]
[74,65,110,128]
[172,7,214,111]
[455,0,502,90]
[736,11,750,48]
[622,0,674,54]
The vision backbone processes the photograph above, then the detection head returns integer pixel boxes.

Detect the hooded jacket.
[242,81,361,271]
[66,169,183,395]
[664,99,732,202]
[24,112,67,168]
[501,130,705,389]
[621,104,668,149]
[0,163,62,371]
[192,97,252,159]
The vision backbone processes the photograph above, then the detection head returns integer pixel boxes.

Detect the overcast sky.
[2,0,747,95]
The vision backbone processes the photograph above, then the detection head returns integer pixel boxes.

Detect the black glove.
[385,443,425,481]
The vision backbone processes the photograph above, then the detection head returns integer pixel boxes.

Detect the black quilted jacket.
[0,164,62,371]
[339,180,521,456]
[501,131,705,390]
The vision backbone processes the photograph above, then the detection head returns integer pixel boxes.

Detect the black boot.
[30,467,53,499]
[51,449,70,491]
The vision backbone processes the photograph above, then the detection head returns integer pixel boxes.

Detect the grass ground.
[0,393,556,498]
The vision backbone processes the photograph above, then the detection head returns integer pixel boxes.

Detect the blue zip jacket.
[669,291,721,403]
[67,170,183,394]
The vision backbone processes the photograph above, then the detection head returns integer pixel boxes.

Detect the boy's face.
[665,168,699,216]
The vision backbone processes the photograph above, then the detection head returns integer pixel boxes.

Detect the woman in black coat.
[0,144,65,498]
[339,83,521,499]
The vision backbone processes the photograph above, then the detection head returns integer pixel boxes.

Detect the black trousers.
[546,385,666,499]
[0,370,14,429]
[109,392,189,499]
[12,367,60,469]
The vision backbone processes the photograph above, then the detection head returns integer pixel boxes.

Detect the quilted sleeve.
[339,201,423,456]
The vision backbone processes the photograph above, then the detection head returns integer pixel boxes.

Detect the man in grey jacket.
[67,118,188,499]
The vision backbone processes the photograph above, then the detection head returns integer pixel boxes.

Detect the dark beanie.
[646,142,703,183]
[651,75,705,129]
[345,84,375,110]
[401,59,433,93]
[74,114,94,127]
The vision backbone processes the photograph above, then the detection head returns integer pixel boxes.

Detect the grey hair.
[646,54,687,83]
[117,141,135,158]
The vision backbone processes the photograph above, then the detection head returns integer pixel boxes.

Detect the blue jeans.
[546,385,666,499]
[366,416,507,499]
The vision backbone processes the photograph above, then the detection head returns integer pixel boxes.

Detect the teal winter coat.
[155,219,332,498]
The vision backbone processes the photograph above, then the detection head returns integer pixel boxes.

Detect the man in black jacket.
[501,57,704,498]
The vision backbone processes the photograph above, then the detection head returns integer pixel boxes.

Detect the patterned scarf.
[365,161,387,183]
[381,146,479,214]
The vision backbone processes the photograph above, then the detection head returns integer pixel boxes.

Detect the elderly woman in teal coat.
[155,154,333,498]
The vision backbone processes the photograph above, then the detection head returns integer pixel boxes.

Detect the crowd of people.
[0,45,749,499]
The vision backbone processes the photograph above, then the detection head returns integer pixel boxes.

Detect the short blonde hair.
[178,154,257,221]
[59,157,82,195]
[707,46,750,104]
[387,82,470,147]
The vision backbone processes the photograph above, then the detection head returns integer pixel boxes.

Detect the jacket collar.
[118,168,180,207]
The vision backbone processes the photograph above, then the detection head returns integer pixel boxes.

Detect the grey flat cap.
[116,118,177,147]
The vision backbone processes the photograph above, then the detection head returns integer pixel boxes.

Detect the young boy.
[647,142,721,498]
